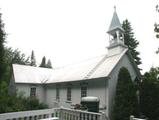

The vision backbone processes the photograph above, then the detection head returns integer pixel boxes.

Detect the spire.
[107,7,124,33]
[106,7,127,56]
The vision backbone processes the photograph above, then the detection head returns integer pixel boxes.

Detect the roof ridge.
[83,55,108,79]
[13,64,54,71]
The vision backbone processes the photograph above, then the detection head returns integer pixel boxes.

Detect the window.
[56,87,60,101]
[30,87,36,97]
[67,86,71,101]
[81,86,87,98]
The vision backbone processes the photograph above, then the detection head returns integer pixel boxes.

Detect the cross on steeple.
[114,6,116,12]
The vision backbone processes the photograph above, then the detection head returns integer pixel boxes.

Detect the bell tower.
[107,7,127,56]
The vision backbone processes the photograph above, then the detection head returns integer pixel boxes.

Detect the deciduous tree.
[4,47,30,83]
[5,48,30,65]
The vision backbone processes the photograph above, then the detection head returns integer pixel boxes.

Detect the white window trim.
[30,87,36,98]
[81,86,87,98]
[66,86,72,101]
[66,83,72,102]
[56,87,60,101]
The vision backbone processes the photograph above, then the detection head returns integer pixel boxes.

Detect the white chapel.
[9,9,141,119]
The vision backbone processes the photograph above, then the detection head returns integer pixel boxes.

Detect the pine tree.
[122,19,142,69]
[30,50,36,66]
[39,56,46,68]
[46,59,52,69]
[0,12,6,83]
[112,67,138,120]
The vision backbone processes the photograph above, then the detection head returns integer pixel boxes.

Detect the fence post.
[130,115,134,120]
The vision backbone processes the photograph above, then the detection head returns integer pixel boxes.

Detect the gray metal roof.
[13,64,54,84]
[108,10,124,32]
[13,48,128,84]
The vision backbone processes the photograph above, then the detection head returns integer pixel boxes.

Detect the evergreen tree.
[30,50,36,66]
[46,59,52,68]
[140,67,159,120]
[0,12,6,83]
[39,56,46,68]
[122,19,142,69]
[112,67,138,120]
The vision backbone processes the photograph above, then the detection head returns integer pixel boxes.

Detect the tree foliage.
[4,47,30,65]
[46,59,52,69]
[154,5,159,39]
[0,47,48,113]
[112,67,138,120]
[0,90,48,113]
[3,47,31,83]
[39,56,53,68]
[154,4,159,53]
[0,10,48,113]
[122,20,142,69]
[39,56,46,68]
[140,67,159,120]
[30,50,36,66]
[0,12,6,83]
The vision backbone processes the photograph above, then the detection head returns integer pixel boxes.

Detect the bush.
[0,83,48,113]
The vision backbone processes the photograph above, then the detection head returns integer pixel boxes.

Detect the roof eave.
[45,76,110,85]
[107,27,124,34]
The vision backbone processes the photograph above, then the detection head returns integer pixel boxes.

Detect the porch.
[0,107,145,120]
[0,107,107,120]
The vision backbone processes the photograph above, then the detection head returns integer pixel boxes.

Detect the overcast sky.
[0,0,159,73]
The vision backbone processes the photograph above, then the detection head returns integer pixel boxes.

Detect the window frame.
[81,86,87,98]
[30,87,36,98]
[56,86,60,101]
[66,86,72,101]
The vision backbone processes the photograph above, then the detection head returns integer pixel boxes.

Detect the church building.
[9,9,141,119]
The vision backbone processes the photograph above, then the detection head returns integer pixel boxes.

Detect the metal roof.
[108,10,124,33]
[13,49,128,84]
[13,64,54,84]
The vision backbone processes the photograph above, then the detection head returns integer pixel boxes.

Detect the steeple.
[107,7,127,56]
[108,6,124,33]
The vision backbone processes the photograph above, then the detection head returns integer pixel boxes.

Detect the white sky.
[0,0,159,74]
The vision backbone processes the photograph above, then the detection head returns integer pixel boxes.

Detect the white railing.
[0,108,59,120]
[0,107,105,120]
[57,107,104,120]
